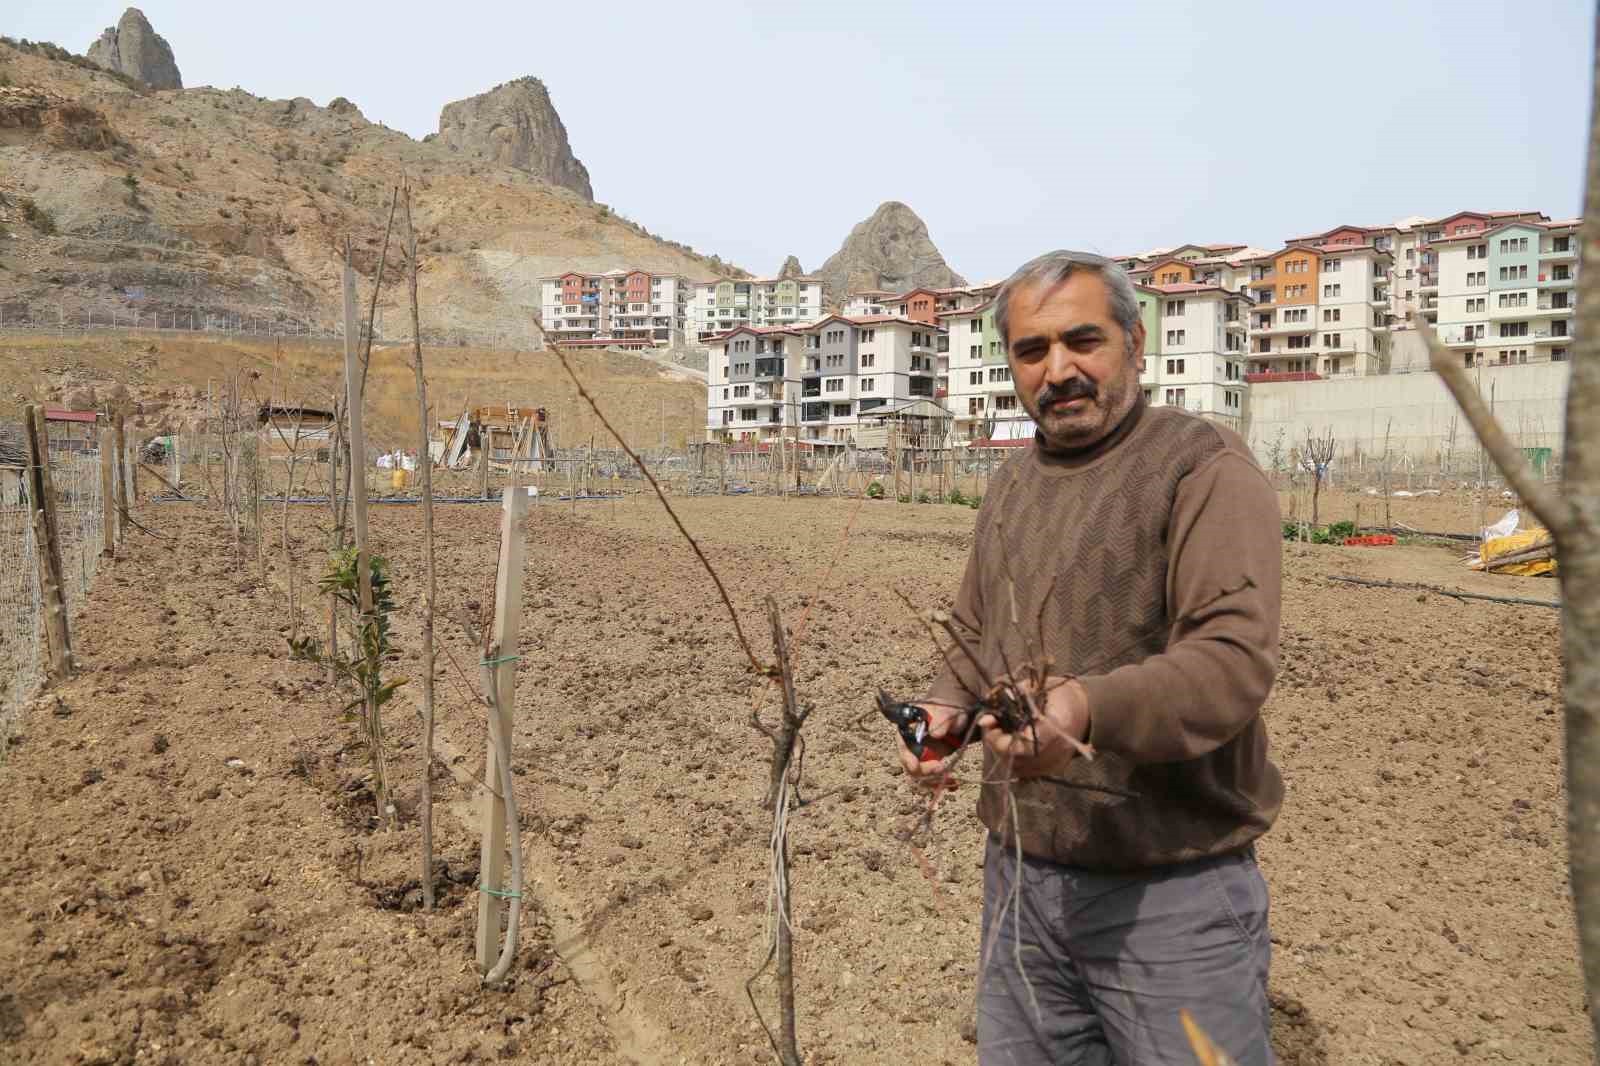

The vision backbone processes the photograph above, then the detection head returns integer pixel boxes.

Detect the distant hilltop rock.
[85,8,182,90]
[437,77,593,201]
[777,255,805,279]
[817,201,966,302]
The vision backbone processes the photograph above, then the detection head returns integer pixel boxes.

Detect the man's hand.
[896,701,973,785]
[980,677,1090,778]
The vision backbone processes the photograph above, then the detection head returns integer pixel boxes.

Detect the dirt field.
[0,488,1586,1065]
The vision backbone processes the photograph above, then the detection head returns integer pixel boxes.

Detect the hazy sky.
[13,1,1594,280]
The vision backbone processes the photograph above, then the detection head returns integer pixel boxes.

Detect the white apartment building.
[538,270,691,349]
[1245,243,1394,378]
[1139,284,1252,429]
[1430,218,1578,369]
[705,316,943,445]
[841,290,898,317]
[689,277,825,341]
[939,301,1025,441]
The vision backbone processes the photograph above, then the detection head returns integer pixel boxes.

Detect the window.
[1322,308,1341,322]
[1165,300,1186,315]
[1322,283,1342,298]
[824,377,844,393]
[1323,333,1342,349]
[1287,335,1312,350]
[1165,358,1186,375]
[969,371,983,385]
[860,377,875,392]
[861,352,876,367]
[1498,237,1530,253]
[972,320,984,333]
[1498,265,1529,281]
[1553,347,1569,361]
[1284,308,1308,323]
[1165,329,1186,345]
[1164,388,1187,406]
[832,403,852,417]
[733,385,750,398]
[1323,258,1342,272]
[740,407,758,421]
[994,395,1019,411]
[1499,322,1529,338]
[1467,297,1486,313]
[859,328,876,342]
[1497,292,1528,308]
[1160,271,1182,284]
[987,366,1012,382]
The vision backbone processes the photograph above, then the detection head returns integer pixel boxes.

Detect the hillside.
[0,331,707,452]
[0,37,744,346]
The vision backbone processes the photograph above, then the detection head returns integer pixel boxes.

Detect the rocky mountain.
[85,8,181,90]
[0,40,741,344]
[776,255,805,279]
[816,201,965,304]
[436,78,592,200]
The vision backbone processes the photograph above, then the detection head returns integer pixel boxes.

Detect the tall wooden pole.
[24,406,74,681]
[476,486,527,972]
[403,186,440,909]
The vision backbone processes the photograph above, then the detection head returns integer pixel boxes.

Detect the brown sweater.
[927,399,1283,870]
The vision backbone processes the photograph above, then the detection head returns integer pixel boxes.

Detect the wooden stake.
[476,486,527,973]
[402,184,440,909]
[24,406,74,680]
[98,427,115,557]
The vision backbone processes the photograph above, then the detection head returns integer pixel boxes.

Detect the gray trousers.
[977,835,1274,1066]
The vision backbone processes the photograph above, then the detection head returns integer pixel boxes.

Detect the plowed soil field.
[0,491,1587,1065]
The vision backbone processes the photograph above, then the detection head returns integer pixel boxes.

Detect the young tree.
[1299,427,1336,527]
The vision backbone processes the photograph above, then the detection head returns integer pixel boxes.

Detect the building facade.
[538,270,692,349]
[1244,243,1393,378]
[1430,218,1578,369]
[689,277,825,341]
[705,316,942,444]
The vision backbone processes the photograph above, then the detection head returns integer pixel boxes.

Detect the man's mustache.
[1037,377,1098,408]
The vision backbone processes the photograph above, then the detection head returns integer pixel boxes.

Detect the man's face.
[1005,273,1146,450]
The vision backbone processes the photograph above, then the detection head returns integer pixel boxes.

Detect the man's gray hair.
[993,250,1143,354]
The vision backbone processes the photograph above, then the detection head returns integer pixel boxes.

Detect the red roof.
[1245,371,1322,384]
[44,409,99,423]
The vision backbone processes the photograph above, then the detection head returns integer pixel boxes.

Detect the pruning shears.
[876,690,969,764]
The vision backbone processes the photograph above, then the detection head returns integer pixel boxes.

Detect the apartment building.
[538,270,692,349]
[1138,284,1252,429]
[939,300,1018,440]
[1429,218,1579,368]
[1244,243,1394,378]
[841,290,898,317]
[689,277,825,341]
[1119,244,1263,294]
[705,316,943,444]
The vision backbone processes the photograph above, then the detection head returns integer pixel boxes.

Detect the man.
[899,250,1283,1065]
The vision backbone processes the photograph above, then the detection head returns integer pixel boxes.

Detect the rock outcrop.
[816,201,965,303]
[85,8,182,90]
[777,255,805,279]
[437,77,593,200]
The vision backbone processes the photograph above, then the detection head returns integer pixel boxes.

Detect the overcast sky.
[13,1,1594,279]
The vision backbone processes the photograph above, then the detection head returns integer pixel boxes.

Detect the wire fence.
[0,438,108,767]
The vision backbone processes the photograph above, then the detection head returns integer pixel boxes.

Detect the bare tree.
[1417,15,1600,1043]
[1299,427,1336,527]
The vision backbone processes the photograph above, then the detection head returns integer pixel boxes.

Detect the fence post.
[24,405,75,681]
[99,427,115,556]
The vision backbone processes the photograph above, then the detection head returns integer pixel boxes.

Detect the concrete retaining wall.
[1244,363,1570,471]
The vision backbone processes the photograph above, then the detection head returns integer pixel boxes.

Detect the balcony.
[1539,245,1577,261]
[1253,321,1316,336]
[1439,330,1483,347]
[1533,326,1573,344]
[1539,273,1576,289]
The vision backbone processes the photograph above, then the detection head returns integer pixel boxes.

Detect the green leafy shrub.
[865,480,885,499]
